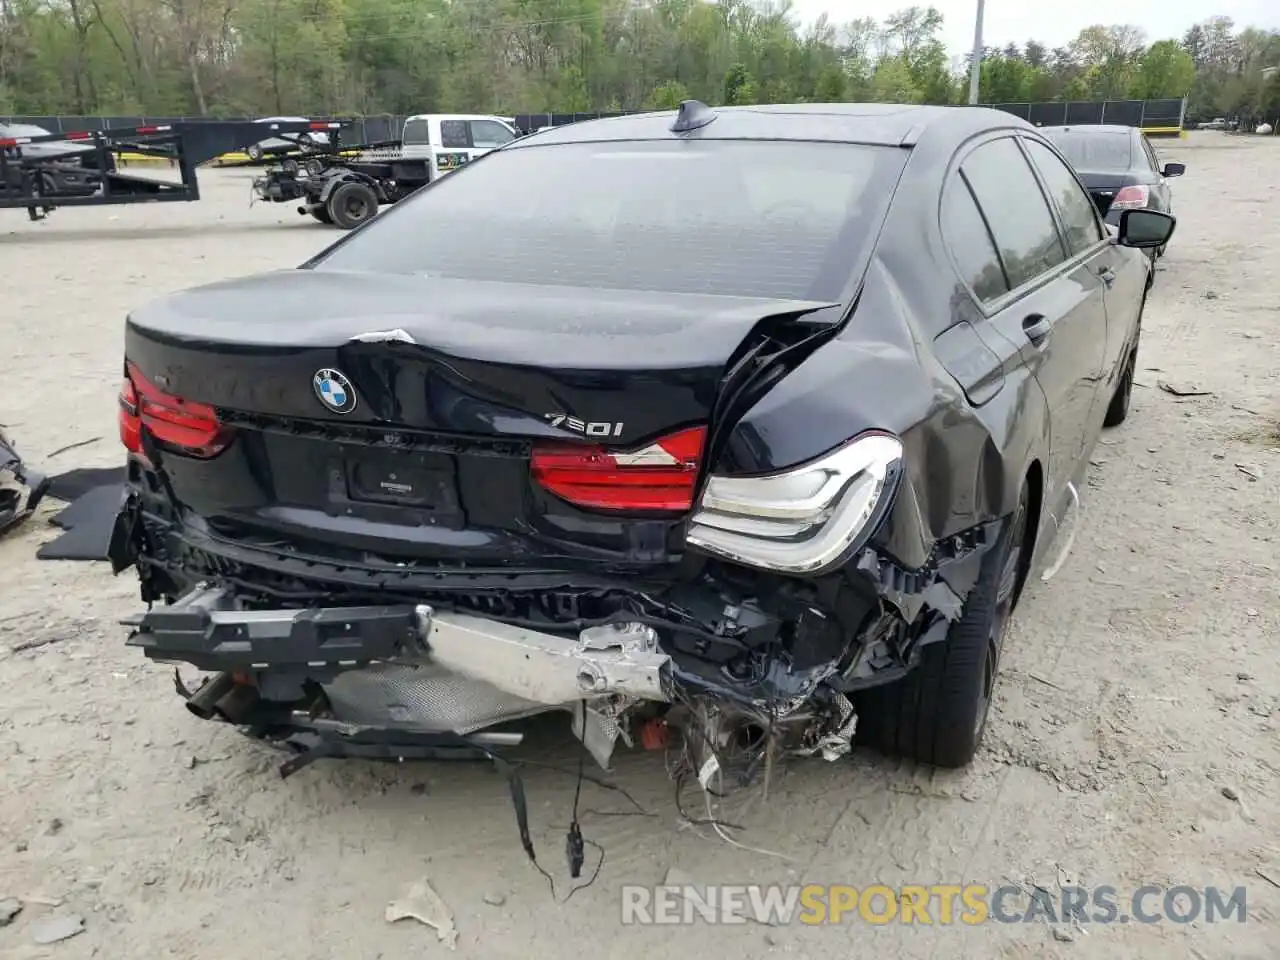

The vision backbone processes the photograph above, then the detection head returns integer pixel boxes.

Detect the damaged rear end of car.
[109,118,1008,778]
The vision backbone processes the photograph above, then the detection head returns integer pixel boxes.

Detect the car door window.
[943,176,1009,302]
[470,120,515,149]
[439,119,471,149]
[961,137,1066,290]
[1021,138,1104,255]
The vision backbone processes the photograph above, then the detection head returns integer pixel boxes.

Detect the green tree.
[646,80,690,110]
[1131,40,1196,98]
[0,0,1273,125]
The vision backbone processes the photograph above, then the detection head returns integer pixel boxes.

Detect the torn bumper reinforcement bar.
[128,585,673,707]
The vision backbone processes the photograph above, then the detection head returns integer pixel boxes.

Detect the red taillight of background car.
[118,362,232,458]
[1111,185,1150,210]
[530,425,706,512]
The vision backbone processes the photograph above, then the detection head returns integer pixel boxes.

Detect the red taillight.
[530,425,706,512]
[1111,185,1150,210]
[118,376,141,452]
[118,362,231,458]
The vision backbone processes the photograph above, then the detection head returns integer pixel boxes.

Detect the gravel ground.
[1,132,1277,960]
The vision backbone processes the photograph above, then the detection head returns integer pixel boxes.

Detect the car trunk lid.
[122,269,837,566]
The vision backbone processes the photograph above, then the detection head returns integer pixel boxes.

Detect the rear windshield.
[402,119,430,144]
[1044,131,1133,171]
[314,140,907,300]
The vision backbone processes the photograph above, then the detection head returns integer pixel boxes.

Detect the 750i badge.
[544,414,625,438]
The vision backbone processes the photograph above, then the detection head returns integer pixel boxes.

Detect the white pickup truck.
[399,113,520,177]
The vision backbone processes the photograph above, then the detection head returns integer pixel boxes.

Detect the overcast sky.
[790,0,1279,55]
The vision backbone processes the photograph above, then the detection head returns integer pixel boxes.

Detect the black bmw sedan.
[109,101,1174,776]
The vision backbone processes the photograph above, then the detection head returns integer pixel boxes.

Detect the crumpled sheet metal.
[0,429,48,539]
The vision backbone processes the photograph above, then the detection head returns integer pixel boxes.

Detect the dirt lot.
[1,132,1278,960]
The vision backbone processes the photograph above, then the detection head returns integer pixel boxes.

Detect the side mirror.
[1117,209,1176,249]
[1161,162,1185,178]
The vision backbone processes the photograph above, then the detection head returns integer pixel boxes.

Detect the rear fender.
[706,328,1051,576]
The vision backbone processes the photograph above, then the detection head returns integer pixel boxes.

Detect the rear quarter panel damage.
[711,263,1050,585]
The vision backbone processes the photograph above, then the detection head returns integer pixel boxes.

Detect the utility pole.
[967,0,986,105]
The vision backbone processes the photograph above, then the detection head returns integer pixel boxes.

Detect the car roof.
[512,103,1033,148]
[404,114,513,124]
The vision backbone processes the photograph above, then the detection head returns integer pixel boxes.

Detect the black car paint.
[1039,124,1182,225]
[112,103,1157,717]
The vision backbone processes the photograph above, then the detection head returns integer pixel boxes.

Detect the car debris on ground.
[0,428,47,539]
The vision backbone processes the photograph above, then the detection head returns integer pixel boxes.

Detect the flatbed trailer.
[1,119,350,220]
[251,144,431,229]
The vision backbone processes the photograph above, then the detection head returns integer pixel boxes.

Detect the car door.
[1020,136,1142,441]
[954,135,1109,513]
[433,118,474,177]
[468,119,517,158]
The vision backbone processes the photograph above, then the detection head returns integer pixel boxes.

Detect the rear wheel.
[309,205,333,225]
[1103,346,1136,427]
[856,484,1029,768]
[246,143,264,162]
[326,181,378,229]
[1104,301,1143,428]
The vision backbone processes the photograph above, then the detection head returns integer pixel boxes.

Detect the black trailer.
[251,146,431,229]
[0,119,350,220]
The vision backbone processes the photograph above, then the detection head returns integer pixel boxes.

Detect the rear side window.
[402,119,430,145]
[439,120,470,148]
[1021,139,1104,254]
[961,137,1066,291]
[470,120,515,149]
[314,140,909,301]
[943,178,1008,302]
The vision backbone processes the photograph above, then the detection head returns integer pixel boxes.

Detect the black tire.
[246,143,263,162]
[1103,346,1136,427]
[856,484,1029,768]
[326,181,378,229]
[1103,301,1143,428]
[309,205,333,225]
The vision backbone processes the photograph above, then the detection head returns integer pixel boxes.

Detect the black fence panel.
[512,111,631,133]
[1143,98,1184,125]
[1028,102,1068,126]
[989,102,1031,120]
[1065,101,1105,125]
[986,98,1185,130]
[1100,100,1142,125]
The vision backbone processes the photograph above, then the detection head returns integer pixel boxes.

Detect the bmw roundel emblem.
[313,368,357,414]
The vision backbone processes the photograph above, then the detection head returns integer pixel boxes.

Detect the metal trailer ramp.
[1,119,351,219]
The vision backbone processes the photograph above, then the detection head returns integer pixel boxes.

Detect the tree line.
[1,0,1277,123]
